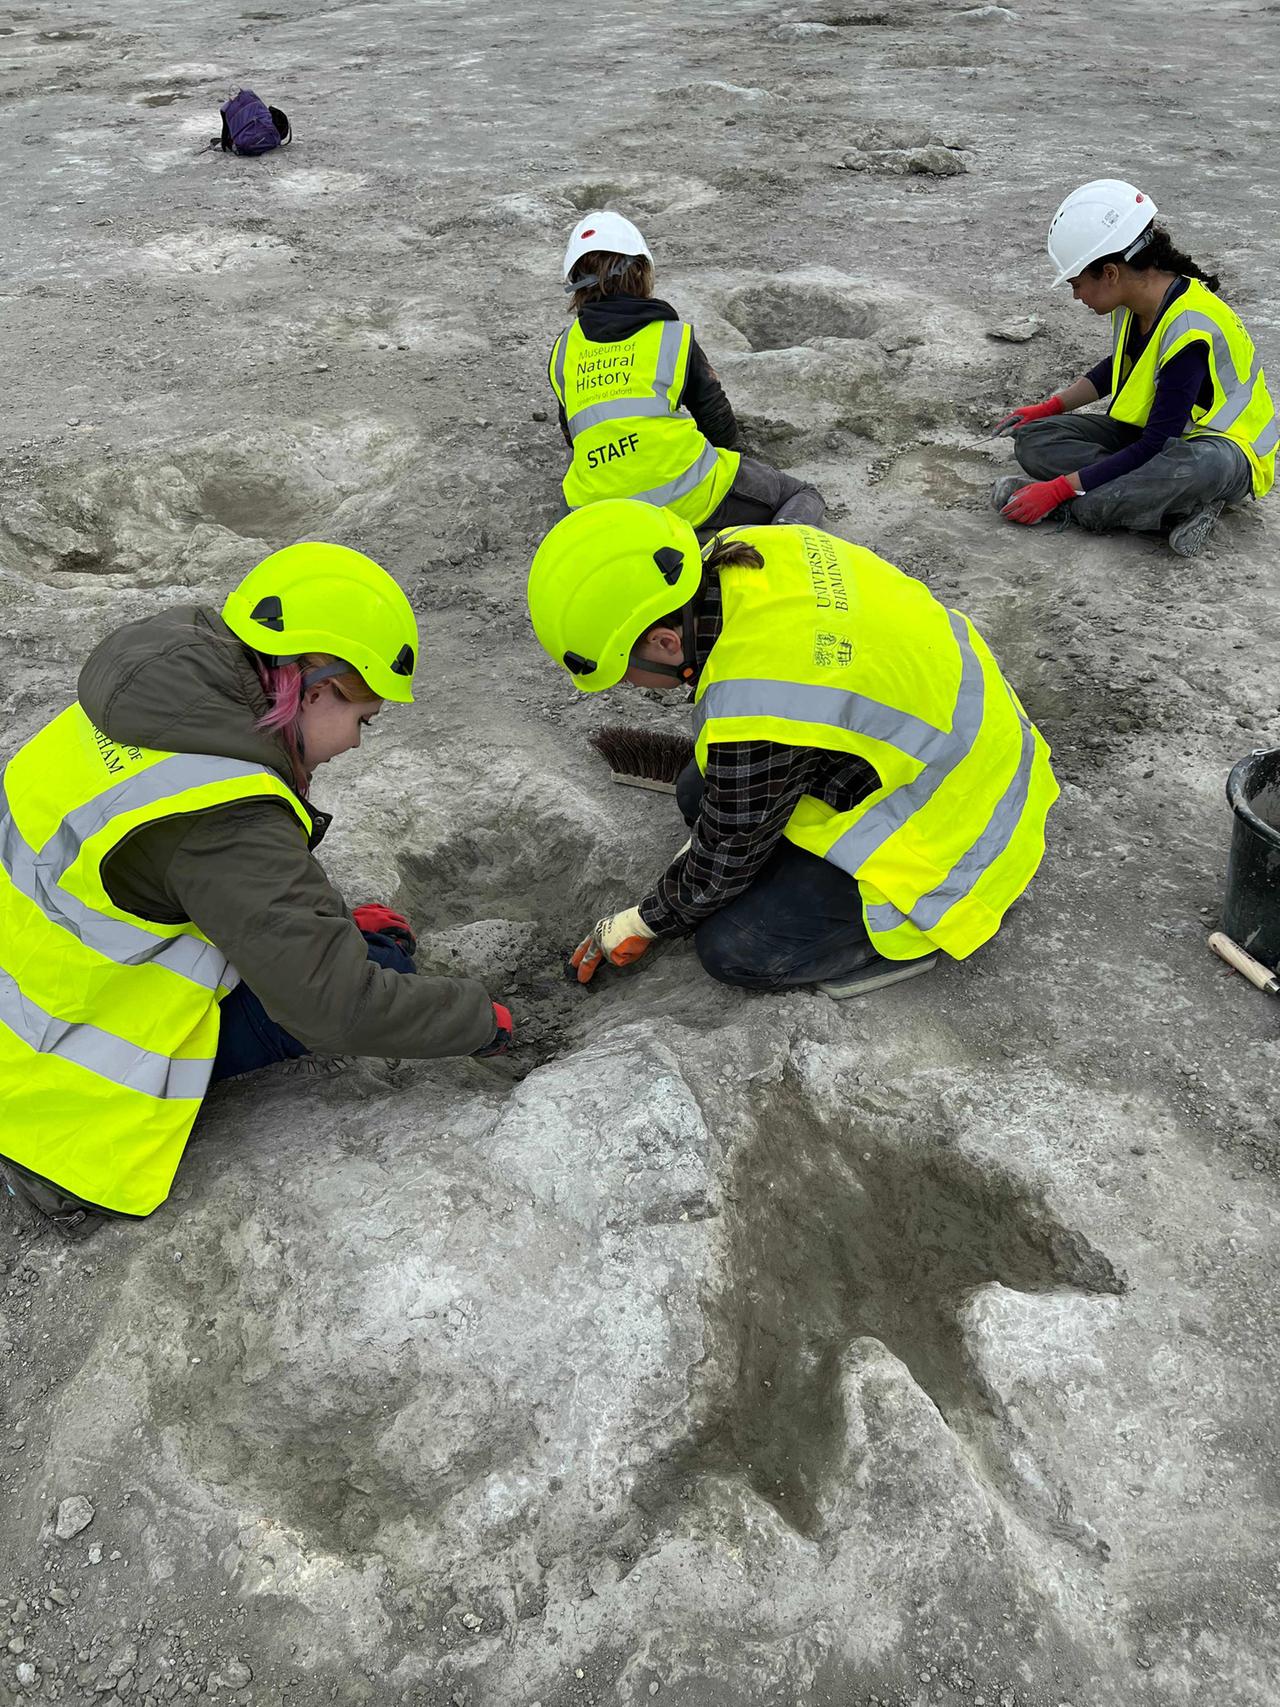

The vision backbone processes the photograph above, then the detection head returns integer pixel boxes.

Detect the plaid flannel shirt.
[638,579,877,936]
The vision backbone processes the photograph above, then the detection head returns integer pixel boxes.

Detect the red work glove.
[352,902,416,954]
[993,396,1064,436]
[1000,474,1076,525]
[472,1002,513,1058]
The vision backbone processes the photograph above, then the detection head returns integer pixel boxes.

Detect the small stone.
[313,363,330,373]
[16,1661,37,1685]
[459,1612,482,1632]
[87,1545,103,1565]
[987,316,1043,343]
[109,1645,138,1678]
[8,1636,24,1654]
[575,1670,585,1680]
[55,1496,95,1540]
[649,1684,661,1697]
[531,409,548,422]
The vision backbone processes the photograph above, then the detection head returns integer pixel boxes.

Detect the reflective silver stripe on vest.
[568,395,673,436]
[863,681,1036,935]
[1151,309,1278,453]
[692,675,953,767]
[0,965,212,1101]
[1,793,231,990]
[824,612,984,874]
[631,439,720,507]
[565,321,686,439]
[0,749,285,990]
[551,333,567,402]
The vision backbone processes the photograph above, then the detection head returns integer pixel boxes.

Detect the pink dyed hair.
[252,653,376,797]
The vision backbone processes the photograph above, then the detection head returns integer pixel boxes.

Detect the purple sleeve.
[1078,344,1209,493]
[1085,356,1112,398]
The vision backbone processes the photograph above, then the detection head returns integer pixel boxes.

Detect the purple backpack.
[219,88,291,156]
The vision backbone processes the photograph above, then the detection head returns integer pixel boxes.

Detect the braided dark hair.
[1088,223,1221,293]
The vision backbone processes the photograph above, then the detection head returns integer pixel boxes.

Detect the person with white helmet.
[0,544,512,1237]
[548,211,825,533]
[991,179,1277,556]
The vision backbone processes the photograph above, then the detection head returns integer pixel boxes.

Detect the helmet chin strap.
[563,255,641,295]
[628,582,705,684]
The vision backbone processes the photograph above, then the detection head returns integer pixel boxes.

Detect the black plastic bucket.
[1224,747,1280,969]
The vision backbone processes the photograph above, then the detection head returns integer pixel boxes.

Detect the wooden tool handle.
[1209,931,1279,992]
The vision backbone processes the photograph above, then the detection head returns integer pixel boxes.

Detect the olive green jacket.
[77,605,495,1059]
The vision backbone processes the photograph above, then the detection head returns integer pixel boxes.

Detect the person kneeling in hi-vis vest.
[992,179,1277,557]
[0,543,512,1238]
[548,211,825,535]
[527,502,1059,996]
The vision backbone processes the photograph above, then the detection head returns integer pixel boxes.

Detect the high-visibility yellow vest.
[1108,277,1278,497]
[548,317,740,524]
[691,528,1060,961]
[0,704,310,1215]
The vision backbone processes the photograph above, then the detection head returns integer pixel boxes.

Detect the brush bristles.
[588,725,694,785]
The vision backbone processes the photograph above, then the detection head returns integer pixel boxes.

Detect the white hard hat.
[1046,179,1158,287]
[562,211,653,283]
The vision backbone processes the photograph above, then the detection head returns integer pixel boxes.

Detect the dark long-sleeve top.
[637,580,878,936]
[1078,277,1213,491]
[553,295,742,450]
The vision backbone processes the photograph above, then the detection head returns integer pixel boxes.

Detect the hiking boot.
[990,474,1027,513]
[1168,502,1223,559]
[818,953,939,1000]
[222,1052,355,1084]
[0,1161,108,1240]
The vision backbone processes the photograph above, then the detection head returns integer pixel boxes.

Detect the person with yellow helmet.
[0,543,511,1237]
[992,179,1277,557]
[548,211,825,533]
[527,502,1058,995]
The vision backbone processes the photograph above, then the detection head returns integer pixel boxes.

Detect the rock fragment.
[987,316,1044,342]
[209,1659,252,1690]
[55,1495,95,1540]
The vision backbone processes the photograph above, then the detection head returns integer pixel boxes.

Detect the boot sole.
[1168,503,1223,558]
[818,954,939,1000]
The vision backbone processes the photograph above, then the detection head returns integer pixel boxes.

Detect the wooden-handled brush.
[588,726,695,795]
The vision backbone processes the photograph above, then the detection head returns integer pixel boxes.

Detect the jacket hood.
[78,604,294,784]
[576,293,679,342]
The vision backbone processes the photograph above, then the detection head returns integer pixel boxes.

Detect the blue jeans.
[675,764,876,990]
[211,931,415,1081]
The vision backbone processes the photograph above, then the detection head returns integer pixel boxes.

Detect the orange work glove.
[569,907,656,985]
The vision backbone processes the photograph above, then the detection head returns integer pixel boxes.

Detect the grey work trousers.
[696,453,826,537]
[1012,416,1252,533]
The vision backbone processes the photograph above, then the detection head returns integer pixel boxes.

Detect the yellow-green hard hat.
[526,500,702,692]
[222,542,419,703]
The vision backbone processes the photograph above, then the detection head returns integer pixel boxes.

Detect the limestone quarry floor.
[2,1,1279,1705]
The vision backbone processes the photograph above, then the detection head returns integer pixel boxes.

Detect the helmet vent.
[390,643,415,676]
[563,651,598,676]
[653,547,685,585]
[250,595,285,632]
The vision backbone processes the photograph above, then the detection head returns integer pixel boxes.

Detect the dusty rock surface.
[3,1,1280,1705]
